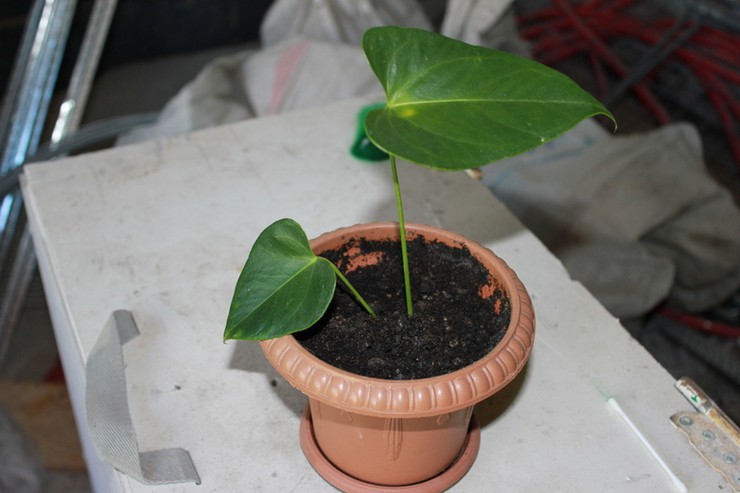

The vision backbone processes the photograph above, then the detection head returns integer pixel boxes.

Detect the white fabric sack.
[260,0,434,46]
[482,121,740,318]
[120,1,523,144]
[119,51,257,145]
[441,0,529,56]
[244,38,379,117]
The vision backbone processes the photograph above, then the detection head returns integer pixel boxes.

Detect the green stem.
[391,155,413,317]
[329,263,377,317]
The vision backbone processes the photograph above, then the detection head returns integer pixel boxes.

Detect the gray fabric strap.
[85,310,200,485]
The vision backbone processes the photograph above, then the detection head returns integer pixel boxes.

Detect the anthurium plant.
[223,26,615,342]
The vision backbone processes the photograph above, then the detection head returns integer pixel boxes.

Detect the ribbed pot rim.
[260,222,535,418]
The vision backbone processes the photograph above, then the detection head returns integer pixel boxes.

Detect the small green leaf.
[224,218,336,341]
[362,26,616,169]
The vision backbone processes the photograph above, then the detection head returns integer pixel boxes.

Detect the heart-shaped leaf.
[224,218,336,341]
[363,26,615,169]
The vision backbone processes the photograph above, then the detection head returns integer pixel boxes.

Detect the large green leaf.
[224,218,337,341]
[362,26,615,169]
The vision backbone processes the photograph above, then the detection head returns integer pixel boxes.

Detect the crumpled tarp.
[0,405,43,493]
[121,0,740,319]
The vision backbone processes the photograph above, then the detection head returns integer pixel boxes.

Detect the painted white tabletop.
[21,97,726,492]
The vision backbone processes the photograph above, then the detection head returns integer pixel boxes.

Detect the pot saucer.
[299,406,481,493]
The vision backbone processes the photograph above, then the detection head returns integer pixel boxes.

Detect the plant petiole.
[391,155,414,317]
[328,262,377,317]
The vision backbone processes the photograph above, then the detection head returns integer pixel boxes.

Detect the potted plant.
[224,26,614,491]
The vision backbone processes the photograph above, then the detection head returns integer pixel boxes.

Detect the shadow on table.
[474,362,531,429]
[227,340,305,418]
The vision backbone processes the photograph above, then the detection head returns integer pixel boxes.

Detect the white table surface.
[21,97,727,492]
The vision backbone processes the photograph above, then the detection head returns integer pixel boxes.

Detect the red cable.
[605,14,740,85]
[520,0,738,155]
[552,0,672,123]
[707,91,740,165]
[701,76,740,165]
[532,30,581,56]
[589,50,610,99]
[659,306,740,338]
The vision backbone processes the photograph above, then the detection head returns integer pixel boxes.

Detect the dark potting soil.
[295,236,511,380]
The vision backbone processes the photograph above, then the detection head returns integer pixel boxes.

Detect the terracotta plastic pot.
[260,223,535,491]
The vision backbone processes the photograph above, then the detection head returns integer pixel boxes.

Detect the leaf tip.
[597,107,618,134]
